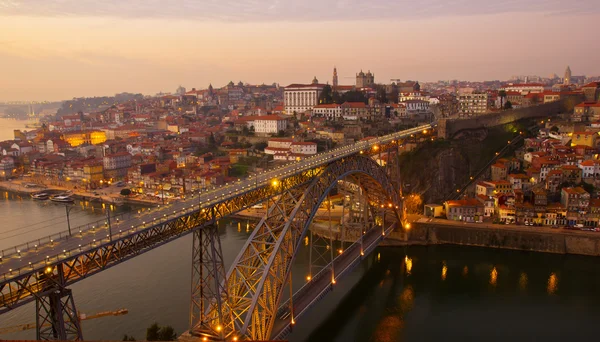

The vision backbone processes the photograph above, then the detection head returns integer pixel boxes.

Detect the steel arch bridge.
[0,124,431,341]
[191,154,402,341]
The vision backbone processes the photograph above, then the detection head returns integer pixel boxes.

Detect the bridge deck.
[0,124,430,312]
[271,222,397,340]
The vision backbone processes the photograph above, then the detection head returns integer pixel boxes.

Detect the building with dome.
[356,70,374,88]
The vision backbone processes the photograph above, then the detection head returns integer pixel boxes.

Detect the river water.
[0,118,29,141]
[2,192,600,341]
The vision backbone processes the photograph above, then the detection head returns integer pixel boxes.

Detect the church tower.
[564,66,572,85]
[332,66,338,91]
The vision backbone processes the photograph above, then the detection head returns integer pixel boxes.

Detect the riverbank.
[383,218,600,256]
[0,180,158,206]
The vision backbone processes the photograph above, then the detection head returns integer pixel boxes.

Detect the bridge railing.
[0,208,189,282]
[1,124,431,279]
[0,211,133,259]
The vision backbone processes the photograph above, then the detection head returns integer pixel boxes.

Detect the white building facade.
[500,83,545,94]
[253,116,288,134]
[313,104,342,119]
[284,83,325,114]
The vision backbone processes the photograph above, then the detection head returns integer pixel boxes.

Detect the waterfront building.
[103,152,132,180]
[561,187,590,212]
[444,198,485,222]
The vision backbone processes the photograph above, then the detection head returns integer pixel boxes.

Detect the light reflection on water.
[304,245,600,342]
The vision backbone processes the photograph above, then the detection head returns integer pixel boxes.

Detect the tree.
[120,188,132,196]
[404,193,423,214]
[146,323,176,341]
[122,335,136,341]
[389,87,399,104]
[376,87,387,104]
[550,125,559,133]
[146,323,160,341]
[209,133,216,146]
[341,90,367,104]
[318,84,333,104]
[229,164,249,177]
[498,90,507,109]
[253,141,267,151]
[504,101,513,110]
[241,125,250,136]
[332,91,342,104]
[276,130,286,137]
[579,182,595,195]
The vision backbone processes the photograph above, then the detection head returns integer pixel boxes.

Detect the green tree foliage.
[498,90,507,109]
[318,85,334,104]
[504,101,513,110]
[550,125,559,132]
[146,323,177,341]
[276,130,286,137]
[122,335,136,341]
[332,91,342,104]
[229,164,249,177]
[341,90,367,104]
[253,141,267,151]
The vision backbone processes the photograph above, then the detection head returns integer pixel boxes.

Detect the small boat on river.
[50,194,75,203]
[31,192,49,200]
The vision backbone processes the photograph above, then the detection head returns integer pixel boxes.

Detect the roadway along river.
[2,191,600,341]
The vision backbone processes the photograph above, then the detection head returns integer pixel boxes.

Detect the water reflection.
[404,256,412,276]
[547,272,558,295]
[519,272,528,290]
[441,262,447,281]
[305,246,600,342]
[490,267,498,286]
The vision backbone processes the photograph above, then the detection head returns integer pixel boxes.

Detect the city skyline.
[1,0,599,101]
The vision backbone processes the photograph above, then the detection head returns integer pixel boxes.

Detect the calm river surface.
[1,191,600,341]
[0,118,29,141]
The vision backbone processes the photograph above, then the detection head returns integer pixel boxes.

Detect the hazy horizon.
[1,0,599,101]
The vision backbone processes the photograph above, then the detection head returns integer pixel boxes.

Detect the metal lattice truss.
[0,167,323,314]
[36,288,82,341]
[190,220,232,340]
[208,155,402,340]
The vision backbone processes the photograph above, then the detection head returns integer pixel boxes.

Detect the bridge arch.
[213,154,402,340]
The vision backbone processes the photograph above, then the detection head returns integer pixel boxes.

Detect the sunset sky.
[0,0,598,101]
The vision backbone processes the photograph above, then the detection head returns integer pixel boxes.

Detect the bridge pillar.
[35,287,82,341]
[189,222,232,341]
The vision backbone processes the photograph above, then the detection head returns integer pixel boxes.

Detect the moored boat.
[50,194,75,203]
[31,192,49,200]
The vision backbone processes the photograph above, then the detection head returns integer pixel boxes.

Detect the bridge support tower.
[189,216,232,341]
[35,266,83,341]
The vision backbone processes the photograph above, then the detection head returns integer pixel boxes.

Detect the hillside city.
[1,66,600,229]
